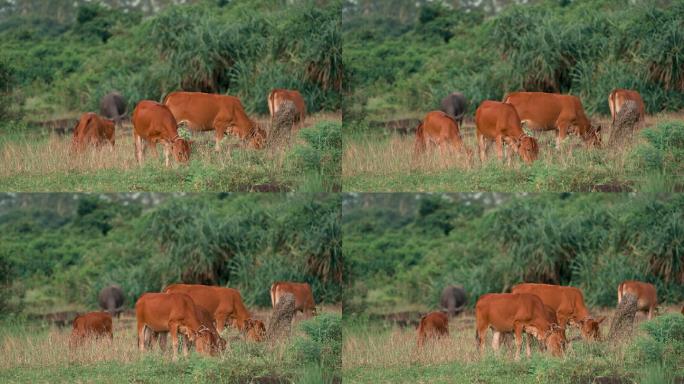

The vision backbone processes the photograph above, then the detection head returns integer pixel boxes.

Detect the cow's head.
[581,124,602,148]
[579,316,606,341]
[172,138,191,163]
[543,324,566,357]
[244,318,266,342]
[247,125,266,149]
[516,135,539,164]
[193,325,217,355]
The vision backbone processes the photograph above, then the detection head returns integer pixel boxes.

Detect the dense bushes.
[343,194,684,312]
[290,121,342,191]
[0,193,342,313]
[344,0,684,124]
[292,313,342,381]
[0,0,341,120]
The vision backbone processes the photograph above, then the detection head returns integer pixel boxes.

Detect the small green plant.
[291,313,342,378]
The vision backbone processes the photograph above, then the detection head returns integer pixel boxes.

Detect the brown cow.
[135,292,215,360]
[268,89,306,130]
[414,111,470,157]
[147,305,226,355]
[270,281,317,318]
[131,100,190,167]
[163,284,252,332]
[244,318,266,342]
[69,311,113,348]
[609,89,645,128]
[416,311,449,348]
[618,280,657,320]
[504,92,601,148]
[498,304,566,352]
[70,112,115,152]
[475,100,539,165]
[164,91,265,151]
[475,293,565,360]
[511,283,606,341]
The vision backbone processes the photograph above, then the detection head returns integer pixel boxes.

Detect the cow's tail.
[475,328,480,346]
[413,121,426,155]
[617,282,623,304]
[270,282,279,307]
[608,90,616,127]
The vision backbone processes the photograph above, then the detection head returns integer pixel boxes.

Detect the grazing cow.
[100,92,127,128]
[131,100,190,166]
[511,283,606,341]
[98,285,125,318]
[244,319,266,342]
[164,91,265,151]
[475,100,539,164]
[440,285,467,317]
[163,284,252,332]
[618,280,657,320]
[268,89,306,130]
[135,292,215,360]
[270,281,317,318]
[609,89,645,128]
[147,305,226,355]
[499,304,565,351]
[69,312,113,348]
[414,111,469,156]
[503,92,601,148]
[417,311,449,348]
[439,92,467,126]
[475,293,565,360]
[70,112,115,152]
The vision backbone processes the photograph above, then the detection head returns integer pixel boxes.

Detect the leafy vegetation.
[344,0,684,123]
[343,193,684,314]
[0,193,341,314]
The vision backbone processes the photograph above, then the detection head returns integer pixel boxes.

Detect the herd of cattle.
[69,89,308,166]
[417,280,673,360]
[68,281,317,360]
[415,89,646,165]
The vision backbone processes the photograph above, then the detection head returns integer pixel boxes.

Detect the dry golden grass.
[0,113,340,191]
[0,304,341,371]
[343,112,682,192]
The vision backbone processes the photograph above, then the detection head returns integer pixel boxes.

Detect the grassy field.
[0,306,341,384]
[343,113,683,192]
[0,113,340,192]
[343,308,684,384]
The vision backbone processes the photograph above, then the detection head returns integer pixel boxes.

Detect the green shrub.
[632,314,684,368]
[635,121,684,175]
[289,121,342,191]
[292,313,342,377]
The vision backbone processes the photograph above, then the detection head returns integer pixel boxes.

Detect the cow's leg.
[158,332,168,351]
[504,137,516,166]
[163,142,170,167]
[514,324,523,361]
[214,128,225,152]
[134,134,144,164]
[555,121,569,149]
[525,332,531,357]
[181,334,189,357]
[648,306,654,320]
[137,323,146,352]
[476,326,487,355]
[477,132,487,162]
[169,322,179,361]
[215,313,228,334]
[495,136,504,162]
[491,331,501,352]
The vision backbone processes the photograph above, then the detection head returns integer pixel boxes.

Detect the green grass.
[0,115,341,192]
[342,311,684,384]
[343,115,683,192]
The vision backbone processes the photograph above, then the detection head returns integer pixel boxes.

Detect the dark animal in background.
[100,92,127,128]
[440,92,467,126]
[99,285,125,318]
[440,285,467,317]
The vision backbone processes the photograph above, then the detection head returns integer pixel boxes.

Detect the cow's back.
[274,282,315,309]
[165,92,238,131]
[132,101,177,139]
